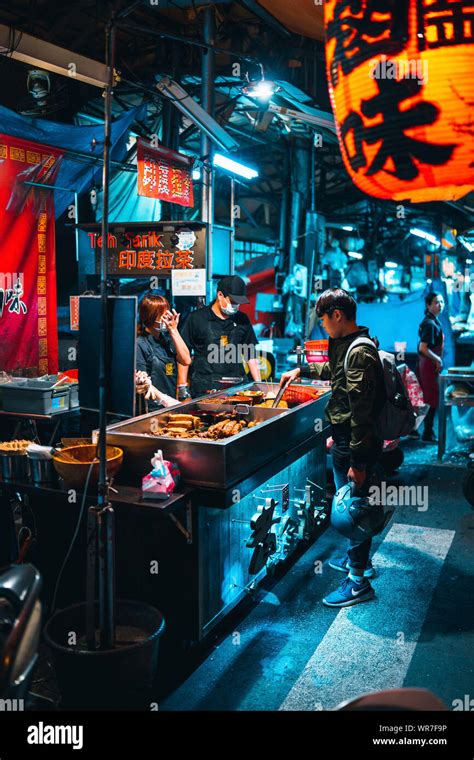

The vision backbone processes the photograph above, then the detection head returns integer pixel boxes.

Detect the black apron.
[138,334,177,405]
[190,315,247,397]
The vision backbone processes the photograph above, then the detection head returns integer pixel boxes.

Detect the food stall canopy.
[258,0,325,41]
[0,103,146,217]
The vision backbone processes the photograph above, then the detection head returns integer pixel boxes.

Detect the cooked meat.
[167,419,194,430]
[156,412,250,440]
[164,427,189,436]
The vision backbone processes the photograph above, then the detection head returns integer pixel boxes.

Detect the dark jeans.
[331,424,382,571]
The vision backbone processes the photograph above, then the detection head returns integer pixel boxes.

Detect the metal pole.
[88,17,116,651]
[74,192,79,262]
[200,6,216,284]
[279,187,288,272]
[98,20,114,508]
[289,190,301,274]
[305,140,317,338]
[230,176,235,274]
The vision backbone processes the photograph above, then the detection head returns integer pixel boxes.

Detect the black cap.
[217,275,249,305]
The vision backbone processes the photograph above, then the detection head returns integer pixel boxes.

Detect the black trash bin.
[44,599,165,710]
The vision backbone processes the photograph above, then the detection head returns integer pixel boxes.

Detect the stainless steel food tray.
[102,383,330,489]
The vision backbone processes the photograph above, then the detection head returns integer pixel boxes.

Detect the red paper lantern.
[324,0,474,203]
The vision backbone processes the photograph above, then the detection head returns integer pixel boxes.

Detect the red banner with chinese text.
[137,139,194,208]
[0,134,62,376]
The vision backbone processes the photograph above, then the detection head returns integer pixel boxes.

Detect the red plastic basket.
[304,340,328,351]
[283,385,325,403]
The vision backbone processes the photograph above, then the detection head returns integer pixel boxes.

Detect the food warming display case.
[103,382,331,491]
[97,382,332,641]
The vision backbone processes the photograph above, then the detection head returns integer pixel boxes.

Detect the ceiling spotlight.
[242,64,280,102]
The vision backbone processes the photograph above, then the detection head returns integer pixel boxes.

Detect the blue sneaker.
[322,576,375,607]
[328,554,376,579]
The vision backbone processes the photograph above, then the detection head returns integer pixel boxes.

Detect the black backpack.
[344,337,416,440]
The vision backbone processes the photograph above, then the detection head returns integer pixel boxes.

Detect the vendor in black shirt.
[417,291,445,442]
[136,293,191,409]
[179,276,261,399]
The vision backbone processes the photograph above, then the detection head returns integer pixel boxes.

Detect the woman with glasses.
[136,293,191,410]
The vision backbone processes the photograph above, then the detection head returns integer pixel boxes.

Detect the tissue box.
[141,453,181,500]
[141,471,176,500]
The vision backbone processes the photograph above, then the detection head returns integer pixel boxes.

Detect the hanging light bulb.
[242,64,280,102]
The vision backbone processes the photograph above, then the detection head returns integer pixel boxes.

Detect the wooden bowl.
[52,444,123,490]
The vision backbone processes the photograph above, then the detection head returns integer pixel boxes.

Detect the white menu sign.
[171,268,206,296]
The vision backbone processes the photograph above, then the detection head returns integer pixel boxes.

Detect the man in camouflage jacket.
[281,288,385,607]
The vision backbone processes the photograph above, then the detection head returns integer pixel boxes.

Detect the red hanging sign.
[137,139,195,208]
[0,134,62,376]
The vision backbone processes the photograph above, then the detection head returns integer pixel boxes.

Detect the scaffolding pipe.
[200,7,216,282]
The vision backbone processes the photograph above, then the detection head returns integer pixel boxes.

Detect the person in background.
[178,276,261,399]
[136,293,191,409]
[417,291,445,443]
[280,288,385,608]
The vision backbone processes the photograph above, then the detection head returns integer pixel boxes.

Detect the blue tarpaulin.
[309,287,455,368]
[0,103,146,217]
[95,162,162,222]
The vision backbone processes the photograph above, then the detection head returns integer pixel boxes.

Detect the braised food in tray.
[152,412,261,440]
[199,397,229,405]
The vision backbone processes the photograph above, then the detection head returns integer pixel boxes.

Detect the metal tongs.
[272,377,292,408]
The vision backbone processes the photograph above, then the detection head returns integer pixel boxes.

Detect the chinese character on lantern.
[340,78,455,181]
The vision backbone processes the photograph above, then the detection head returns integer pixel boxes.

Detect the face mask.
[220,298,239,316]
[155,322,167,334]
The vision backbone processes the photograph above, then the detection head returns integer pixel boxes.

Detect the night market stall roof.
[0,102,146,218]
